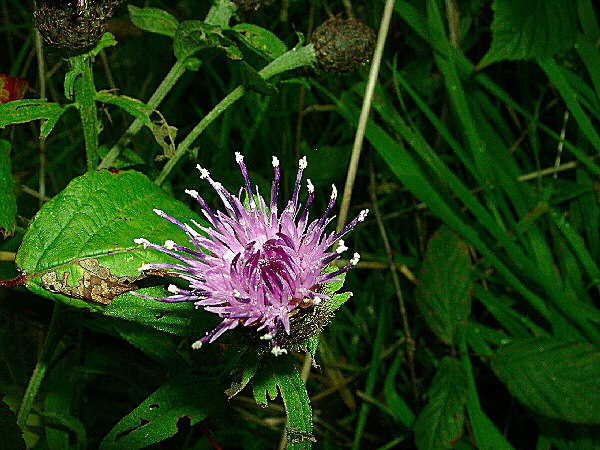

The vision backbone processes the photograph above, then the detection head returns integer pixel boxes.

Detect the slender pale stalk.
[336,0,395,232]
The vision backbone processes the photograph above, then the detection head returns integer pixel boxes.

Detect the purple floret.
[134,154,367,356]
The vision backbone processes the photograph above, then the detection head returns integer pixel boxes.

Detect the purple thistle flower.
[134,153,368,356]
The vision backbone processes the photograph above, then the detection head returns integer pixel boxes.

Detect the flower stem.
[155,44,316,186]
[97,59,187,170]
[17,304,62,430]
[72,54,100,171]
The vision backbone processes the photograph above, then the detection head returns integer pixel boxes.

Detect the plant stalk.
[97,59,187,170]
[17,304,62,430]
[72,54,100,171]
[155,44,316,186]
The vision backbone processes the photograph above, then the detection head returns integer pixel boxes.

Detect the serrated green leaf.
[491,338,600,424]
[253,357,314,449]
[301,271,352,357]
[416,226,474,345]
[226,354,259,399]
[128,5,179,37]
[16,170,205,313]
[100,371,222,449]
[479,0,578,68]
[95,91,153,128]
[232,23,288,60]
[0,140,16,238]
[40,105,71,139]
[0,100,65,128]
[414,357,467,450]
[322,267,346,297]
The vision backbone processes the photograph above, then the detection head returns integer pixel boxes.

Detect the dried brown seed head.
[311,18,376,74]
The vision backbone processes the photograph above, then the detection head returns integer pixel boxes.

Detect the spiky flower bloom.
[135,154,367,356]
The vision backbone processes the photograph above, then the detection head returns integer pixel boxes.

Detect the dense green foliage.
[1,0,600,448]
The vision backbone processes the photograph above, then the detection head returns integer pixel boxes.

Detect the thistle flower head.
[34,0,121,51]
[136,154,367,354]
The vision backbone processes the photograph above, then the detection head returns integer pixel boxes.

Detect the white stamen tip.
[350,252,361,266]
[313,298,322,305]
[153,208,165,217]
[260,332,274,340]
[134,238,146,245]
[185,189,199,199]
[233,289,241,298]
[358,209,369,222]
[331,184,338,201]
[235,152,244,163]
[196,165,210,179]
[299,156,307,169]
[272,156,279,167]
[307,179,314,194]
[164,240,176,250]
[138,263,152,271]
[191,340,203,350]
[271,345,288,356]
[213,182,222,191]
[167,284,179,294]
[336,239,348,254]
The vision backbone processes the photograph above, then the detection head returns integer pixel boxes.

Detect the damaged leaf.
[151,113,177,161]
[100,371,222,449]
[40,258,141,304]
[253,357,314,449]
[16,170,205,312]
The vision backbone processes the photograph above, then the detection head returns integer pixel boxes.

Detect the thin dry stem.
[336,0,395,232]
[369,160,419,411]
[342,0,355,19]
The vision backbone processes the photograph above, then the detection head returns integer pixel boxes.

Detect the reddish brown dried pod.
[311,17,376,74]
[34,0,121,51]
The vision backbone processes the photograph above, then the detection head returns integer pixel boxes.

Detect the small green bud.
[311,17,376,74]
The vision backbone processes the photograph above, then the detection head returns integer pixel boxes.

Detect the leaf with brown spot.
[414,357,468,450]
[16,170,206,316]
[40,258,141,304]
[416,225,474,345]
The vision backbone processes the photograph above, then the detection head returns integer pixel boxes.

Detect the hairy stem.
[72,54,100,171]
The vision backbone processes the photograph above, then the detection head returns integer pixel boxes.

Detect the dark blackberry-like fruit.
[311,17,376,74]
[34,0,121,51]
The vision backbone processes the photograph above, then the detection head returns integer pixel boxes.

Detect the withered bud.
[311,18,376,74]
[233,0,275,12]
[34,0,121,51]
